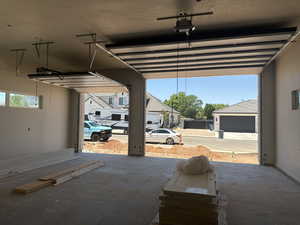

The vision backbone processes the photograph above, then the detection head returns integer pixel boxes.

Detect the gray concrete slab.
[1,153,299,225]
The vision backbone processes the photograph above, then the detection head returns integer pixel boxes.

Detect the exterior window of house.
[9,93,40,108]
[124,96,128,105]
[90,100,92,104]
[125,115,128,121]
[112,114,121,121]
[119,97,124,105]
[95,111,101,116]
[216,117,218,122]
[109,96,113,105]
[0,91,6,106]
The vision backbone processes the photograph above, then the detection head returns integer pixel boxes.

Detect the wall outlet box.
[291,89,299,110]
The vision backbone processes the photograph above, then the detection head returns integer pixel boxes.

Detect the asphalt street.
[111,134,258,153]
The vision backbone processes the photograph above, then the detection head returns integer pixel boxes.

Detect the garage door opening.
[143,74,259,164]
[82,91,129,155]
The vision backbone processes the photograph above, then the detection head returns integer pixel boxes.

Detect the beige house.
[213,99,258,133]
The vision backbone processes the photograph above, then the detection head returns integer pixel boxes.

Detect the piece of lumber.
[52,161,104,185]
[14,160,105,194]
[14,180,53,194]
[39,160,103,181]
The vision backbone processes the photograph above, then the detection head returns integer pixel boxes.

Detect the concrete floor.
[0,153,299,225]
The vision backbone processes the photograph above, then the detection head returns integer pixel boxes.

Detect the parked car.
[84,121,112,142]
[146,128,182,145]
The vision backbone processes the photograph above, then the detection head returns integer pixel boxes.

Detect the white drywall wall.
[0,68,76,160]
[275,40,300,182]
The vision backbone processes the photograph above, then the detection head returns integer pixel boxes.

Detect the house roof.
[213,99,257,114]
[146,93,180,114]
[85,94,113,109]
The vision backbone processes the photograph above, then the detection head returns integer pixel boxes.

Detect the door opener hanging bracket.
[76,33,105,70]
[11,48,26,76]
[32,41,55,68]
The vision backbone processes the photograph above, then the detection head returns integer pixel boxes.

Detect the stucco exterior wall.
[260,62,276,165]
[0,68,76,160]
[275,40,300,182]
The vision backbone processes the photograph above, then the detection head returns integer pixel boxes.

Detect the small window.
[125,115,128,121]
[109,97,113,105]
[90,100,92,104]
[119,97,124,105]
[95,111,101,116]
[147,121,153,124]
[111,114,121,121]
[0,92,6,106]
[9,93,40,108]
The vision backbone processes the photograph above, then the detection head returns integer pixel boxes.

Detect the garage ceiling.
[107,27,296,79]
[0,0,299,88]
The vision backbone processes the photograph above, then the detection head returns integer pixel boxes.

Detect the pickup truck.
[84,121,112,142]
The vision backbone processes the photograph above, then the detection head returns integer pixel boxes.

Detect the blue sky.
[147,75,258,105]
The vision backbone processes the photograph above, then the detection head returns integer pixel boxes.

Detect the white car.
[146,128,182,145]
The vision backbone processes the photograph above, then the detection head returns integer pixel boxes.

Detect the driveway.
[111,134,258,153]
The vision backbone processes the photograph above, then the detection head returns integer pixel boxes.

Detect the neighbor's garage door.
[220,116,255,133]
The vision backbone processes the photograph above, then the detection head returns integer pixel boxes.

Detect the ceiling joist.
[107,27,297,78]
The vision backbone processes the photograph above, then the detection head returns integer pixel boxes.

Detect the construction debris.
[14,180,53,194]
[158,170,221,225]
[14,160,104,194]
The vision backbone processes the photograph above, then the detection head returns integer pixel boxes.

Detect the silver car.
[146,128,182,145]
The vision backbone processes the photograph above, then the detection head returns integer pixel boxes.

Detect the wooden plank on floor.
[14,180,53,194]
[13,160,105,194]
[39,160,104,181]
[53,161,105,185]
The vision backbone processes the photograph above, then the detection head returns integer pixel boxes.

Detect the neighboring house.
[85,94,113,114]
[85,92,180,126]
[213,99,258,133]
[94,92,129,109]
[146,93,180,126]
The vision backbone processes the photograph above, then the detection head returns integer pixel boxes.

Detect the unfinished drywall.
[0,68,76,160]
[275,39,300,182]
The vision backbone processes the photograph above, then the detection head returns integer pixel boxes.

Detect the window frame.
[8,91,42,109]
[0,90,6,107]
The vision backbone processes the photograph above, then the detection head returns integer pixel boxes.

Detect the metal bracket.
[11,48,26,76]
[32,41,55,68]
[76,33,105,70]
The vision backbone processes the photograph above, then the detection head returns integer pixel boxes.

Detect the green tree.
[10,95,28,107]
[203,104,228,119]
[164,92,203,119]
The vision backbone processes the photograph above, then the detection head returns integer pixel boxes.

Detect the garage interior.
[0,1,300,225]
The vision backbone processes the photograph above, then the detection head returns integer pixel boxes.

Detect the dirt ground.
[84,140,258,164]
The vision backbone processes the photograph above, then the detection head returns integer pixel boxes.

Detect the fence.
[183,119,214,130]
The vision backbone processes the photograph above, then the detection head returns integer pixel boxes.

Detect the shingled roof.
[146,93,180,114]
[213,99,258,114]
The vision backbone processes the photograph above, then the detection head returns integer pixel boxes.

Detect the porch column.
[259,61,276,165]
[128,78,146,156]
